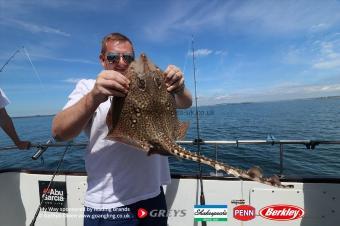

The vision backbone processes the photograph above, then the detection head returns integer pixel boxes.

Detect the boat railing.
[180,139,340,176]
[1,139,340,176]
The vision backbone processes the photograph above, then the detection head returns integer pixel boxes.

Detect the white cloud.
[187,48,213,57]
[320,42,339,59]
[32,54,97,64]
[1,18,70,37]
[62,78,82,84]
[283,34,340,69]
[0,40,97,65]
[195,49,213,56]
[310,23,330,32]
[215,95,232,100]
[0,0,128,17]
[197,82,340,105]
[215,50,228,56]
[313,59,340,69]
[313,40,340,69]
[283,46,310,65]
[143,0,340,41]
[143,1,197,41]
[186,49,227,58]
[300,84,340,93]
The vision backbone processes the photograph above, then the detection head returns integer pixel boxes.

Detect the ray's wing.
[177,121,189,140]
[107,96,125,133]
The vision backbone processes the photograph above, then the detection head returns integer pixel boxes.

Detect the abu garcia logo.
[43,188,65,201]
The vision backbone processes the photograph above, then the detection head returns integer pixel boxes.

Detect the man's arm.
[0,108,30,149]
[164,65,193,109]
[174,87,192,109]
[52,70,130,141]
[52,91,101,141]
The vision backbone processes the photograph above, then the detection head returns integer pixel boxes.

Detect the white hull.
[0,170,339,226]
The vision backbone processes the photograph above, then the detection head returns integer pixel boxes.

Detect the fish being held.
[106,53,292,188]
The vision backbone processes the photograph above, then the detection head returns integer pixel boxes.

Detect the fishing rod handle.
[32,139,53,160]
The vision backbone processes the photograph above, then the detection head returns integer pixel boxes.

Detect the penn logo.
[233,205,255,221]
[259,204,304,221]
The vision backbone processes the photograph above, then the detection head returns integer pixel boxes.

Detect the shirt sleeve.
[63,79,95,110]
[0,88,10,109]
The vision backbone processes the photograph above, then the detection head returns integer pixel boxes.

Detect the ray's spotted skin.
[106,53,292,189]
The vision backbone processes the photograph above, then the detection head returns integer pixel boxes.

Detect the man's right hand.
[90,70,130,104]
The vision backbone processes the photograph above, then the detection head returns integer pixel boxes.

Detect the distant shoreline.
[13,114,55,119]
[212,95,340,107]
[12,95,340,118]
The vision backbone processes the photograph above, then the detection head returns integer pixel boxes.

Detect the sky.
[0,0,340,116]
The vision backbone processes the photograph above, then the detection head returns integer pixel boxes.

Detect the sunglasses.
[106,52,135,64]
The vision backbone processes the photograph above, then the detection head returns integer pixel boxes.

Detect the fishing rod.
[29,140,73,226]
[0,47,24,72]
[0,138,74,226]
[0,141,87,151]
[192,35,207,226]
[1,46,69,225]
[1,46,46,91]
[22,46,46,91]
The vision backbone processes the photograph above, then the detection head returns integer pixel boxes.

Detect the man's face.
[100,40,134,73]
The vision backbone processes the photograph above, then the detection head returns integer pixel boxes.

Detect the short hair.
[100,32,134,55]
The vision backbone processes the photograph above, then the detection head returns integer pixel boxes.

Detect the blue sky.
[1,0,340,116]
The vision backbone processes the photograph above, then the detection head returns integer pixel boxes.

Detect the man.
[0,88,31,149]
[52,33,192,226]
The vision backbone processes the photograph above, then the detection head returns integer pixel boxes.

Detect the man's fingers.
[101,87,127,97]
[17,141,31,150]
[163,65,175,75]
[164,65,179,82]
[103,70,130,87]
[178,77,185,87]
[167,78,184,92]
[166,71,182,86]
[99,84,127,97]
[104,80,129,94]
[108,89,127,97]
[96,70,130,95]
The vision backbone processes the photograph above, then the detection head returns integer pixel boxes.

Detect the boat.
[1,139,339,226]
[1,38,339,226]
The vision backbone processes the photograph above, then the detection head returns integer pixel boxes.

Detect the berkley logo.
[259,204,304,221]
[233,205,255,221]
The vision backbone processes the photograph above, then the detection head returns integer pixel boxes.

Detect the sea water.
[0,97,339,177]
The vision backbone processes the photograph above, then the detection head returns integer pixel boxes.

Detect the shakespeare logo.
[194,205,228,222]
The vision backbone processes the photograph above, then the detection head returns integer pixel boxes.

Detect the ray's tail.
[163,139,292,188]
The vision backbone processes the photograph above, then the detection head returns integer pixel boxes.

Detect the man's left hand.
[15,140,31,150]
[164,65,185,94]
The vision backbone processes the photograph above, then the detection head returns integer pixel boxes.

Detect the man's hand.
[164,65,185,94]
[15,140,31,150]
[91,70,130,104]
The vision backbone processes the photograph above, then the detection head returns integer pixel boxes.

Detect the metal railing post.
[215,144,218,175]
[280,144,284,177]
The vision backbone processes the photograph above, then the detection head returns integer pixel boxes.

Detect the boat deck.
[1,169,339,226]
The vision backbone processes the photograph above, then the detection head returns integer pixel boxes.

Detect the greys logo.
[138,209,187,218]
